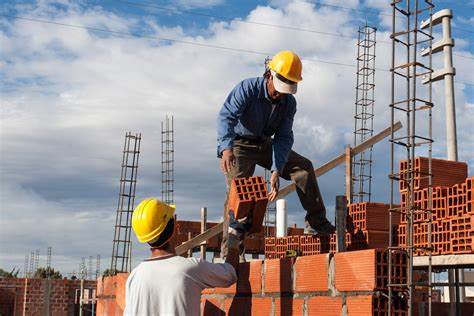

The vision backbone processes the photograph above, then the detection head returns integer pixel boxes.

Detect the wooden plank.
[276,121,402,199]
[345,145,353,203]
[414,254,474,268]
[175,222,224,256]
[175,121,402,255]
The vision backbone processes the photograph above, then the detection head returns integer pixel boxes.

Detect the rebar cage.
[111,132,141,273]
[353,23,377,203]
[388,1,434,315]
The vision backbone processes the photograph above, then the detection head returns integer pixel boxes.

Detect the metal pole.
[79,279,84,316]
[187,232,193,258]
[200,207,207,260]
[335,195,347,252]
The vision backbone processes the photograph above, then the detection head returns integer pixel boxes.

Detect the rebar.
[388,1,434,315]
[161,116,174,205]
[96,254,101,280]
[352,23,377,203]
[111,132,142,273]
[46,246,52,270]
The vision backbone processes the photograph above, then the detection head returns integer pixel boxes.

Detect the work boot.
[304,219,335,236]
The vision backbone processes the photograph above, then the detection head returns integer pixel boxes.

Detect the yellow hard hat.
[268,51,302,94]
[132,198,175,243]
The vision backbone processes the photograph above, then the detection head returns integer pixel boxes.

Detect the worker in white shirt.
[124,198,246,316]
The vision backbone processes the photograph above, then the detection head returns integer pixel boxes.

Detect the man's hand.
[220,149,235,174]
[268,171,280,202]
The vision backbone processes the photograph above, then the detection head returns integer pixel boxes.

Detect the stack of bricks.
[265,202,397,258]
[228,176,269,233]
[201,249,408,315]
[396,157,473,256]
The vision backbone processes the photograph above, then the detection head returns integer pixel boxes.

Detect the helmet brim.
[271,71,298,94]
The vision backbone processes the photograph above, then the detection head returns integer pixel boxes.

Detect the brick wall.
[0,277,96,316]
[201,249,409,316]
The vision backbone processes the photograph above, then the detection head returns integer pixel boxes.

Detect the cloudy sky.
[1,0,473,276]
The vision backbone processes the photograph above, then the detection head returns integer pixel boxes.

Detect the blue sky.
[0,0,473,275]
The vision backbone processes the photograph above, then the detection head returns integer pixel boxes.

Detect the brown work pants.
[220,138,327,258]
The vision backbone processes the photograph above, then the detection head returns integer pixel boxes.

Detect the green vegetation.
[0,267,19,278]
[33,267,63,279]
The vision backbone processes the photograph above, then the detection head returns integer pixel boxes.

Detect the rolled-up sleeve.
[190,259,237,289]
[272,102,296,173]
[217,81,250,157]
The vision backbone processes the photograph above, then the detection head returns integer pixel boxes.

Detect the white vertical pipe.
[276,199,288,237]
[442,15,458,161]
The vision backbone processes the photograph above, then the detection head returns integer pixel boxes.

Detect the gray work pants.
[220,138,327,258]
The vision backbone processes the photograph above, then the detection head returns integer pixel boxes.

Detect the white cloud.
[0,0,472,274]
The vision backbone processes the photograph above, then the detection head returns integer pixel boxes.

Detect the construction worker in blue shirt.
[217,50,335,258]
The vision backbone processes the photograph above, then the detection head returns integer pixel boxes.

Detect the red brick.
[307,296,342,316]
[399,157,467,192]
[263,258,292,293]
[274,297,304,316]
[334,249,407,292]
[294,254,329,292]
[347,202,397,231]
[224,297,272,316]
[346,296,374,315]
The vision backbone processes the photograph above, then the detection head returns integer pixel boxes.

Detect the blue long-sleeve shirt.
[217,77,296,173]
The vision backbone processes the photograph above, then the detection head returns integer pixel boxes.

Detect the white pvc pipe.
[276,199,288,237]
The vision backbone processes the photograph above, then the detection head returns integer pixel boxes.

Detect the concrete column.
[442,14,457,161]
[276,199,288,237]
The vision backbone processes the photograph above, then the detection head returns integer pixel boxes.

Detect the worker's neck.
[150,244,176,258]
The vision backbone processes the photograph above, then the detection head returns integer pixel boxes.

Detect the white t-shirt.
[124,255,237,316]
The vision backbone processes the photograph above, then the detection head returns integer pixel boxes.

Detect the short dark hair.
[148,218,175,249]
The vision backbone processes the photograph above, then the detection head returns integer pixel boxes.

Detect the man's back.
[124,255,236,316]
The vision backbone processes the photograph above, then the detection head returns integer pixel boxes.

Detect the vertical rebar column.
[111,132,142,273]
[24,254,29,278]
[96,255,101,280]
[161,115,174,205]
[388,1,434,315]
[352,23,377,203]
[29,251,34,276]
[46,247,52,270]
[80,257,87,280]
[34,249,39,272]
[88,256,93,281]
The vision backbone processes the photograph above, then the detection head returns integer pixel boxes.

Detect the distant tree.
[33,267,63,279]
[0,267,19,278]
[102,268,117,277]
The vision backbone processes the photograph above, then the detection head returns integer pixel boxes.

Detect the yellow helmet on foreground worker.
[268,50,303,94]
[132,198,175,243]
